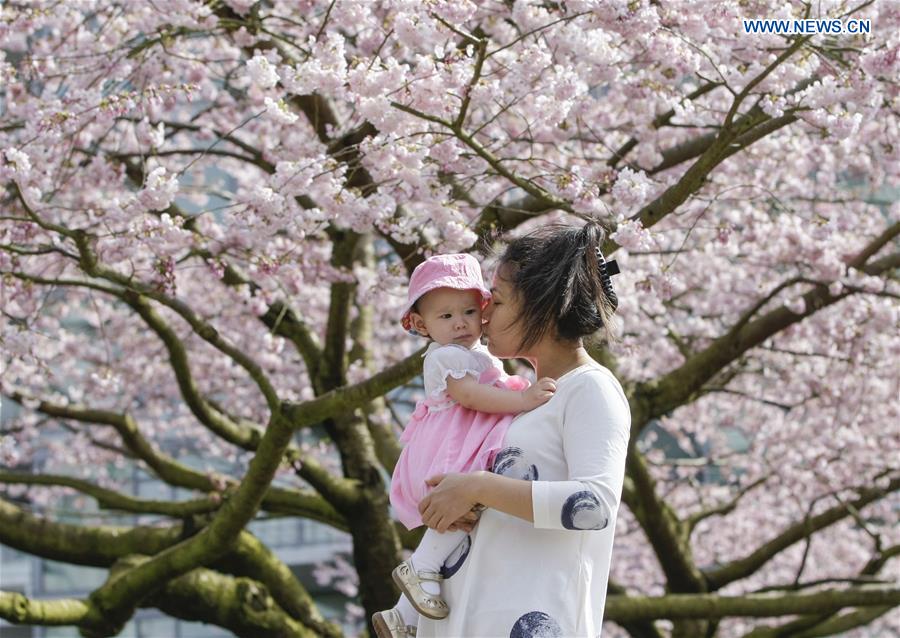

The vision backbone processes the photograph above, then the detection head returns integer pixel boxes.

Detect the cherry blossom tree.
[1,1,898,637]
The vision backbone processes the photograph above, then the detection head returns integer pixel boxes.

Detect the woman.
[416,221,631,638]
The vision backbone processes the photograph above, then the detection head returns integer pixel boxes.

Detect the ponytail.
[497,221,620,350]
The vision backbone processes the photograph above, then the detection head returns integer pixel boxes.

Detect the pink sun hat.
[400,253,492,334]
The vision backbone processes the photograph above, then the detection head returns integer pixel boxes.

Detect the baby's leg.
[411,528,468,583]
[395,595,418,629]
[393,528,467,626]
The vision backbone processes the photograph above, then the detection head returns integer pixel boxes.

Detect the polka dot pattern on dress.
[561,490,609,530]
[492,446,539,480]
[509,611,563,637]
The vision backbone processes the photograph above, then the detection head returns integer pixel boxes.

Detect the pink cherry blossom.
[246,54,280,88]
[1,1,897,636]
[137,167,179,212]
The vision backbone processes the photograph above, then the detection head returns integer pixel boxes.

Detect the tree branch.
[0,566,324,638]
[722,36,811,130]
[79,250,282,411]
[213,532,341,638]
[631,235,900,430]
[117,157,323,373]
[454,37,488,130]
[390,100,575,214]
[604,585,900,622]
[107,148,262,168]
[123,291,275,442]
[281,345,427,429]
[741,547,899,638]
[73,409,297,631]
[5,265,355,510]
[624,446,706,593]
[0,591,90,626]
[0,496,337,635]
[685,476,769,535]
[318,229,360,392]
[607,581,666,638]
[144,563,319,638]
[351,235,402,473]
[6,395,347,529]
[8,213,284,415]
[609,81,723,168]
[0,496,184,568]
[0,470,220,517]
[704,476,900,590]
[740,605,897,638]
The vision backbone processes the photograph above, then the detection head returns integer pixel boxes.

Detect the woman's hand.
[419,472,483,533]
[447,508,481,533]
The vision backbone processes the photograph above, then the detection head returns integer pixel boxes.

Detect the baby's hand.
[522,377,556,410]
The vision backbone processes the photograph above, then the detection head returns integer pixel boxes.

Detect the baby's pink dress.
[390,342,530,530]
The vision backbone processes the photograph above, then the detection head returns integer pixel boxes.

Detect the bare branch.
[0,470,221,517]
[74,413,296,627]
[746,606,897,638]
[143,563,321,638]
[0,496,184,568]
[0,591,90,626]
[605,585,900,623]
[281,345,427,430]
[740,543,899,638]
[685,477,769,534]
[0,496,337,635]
[607,581,666,638]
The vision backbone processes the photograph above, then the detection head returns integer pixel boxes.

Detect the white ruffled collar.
[423,340,489,357]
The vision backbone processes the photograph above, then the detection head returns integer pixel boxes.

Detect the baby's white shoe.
[392,559,449,620]
[372,608,417,638]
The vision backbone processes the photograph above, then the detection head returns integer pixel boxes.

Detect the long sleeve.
[531,370,631,531]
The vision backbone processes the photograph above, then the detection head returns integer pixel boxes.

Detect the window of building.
[39,560,105,595]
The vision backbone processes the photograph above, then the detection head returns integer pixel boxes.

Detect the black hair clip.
[605,259,620,276]
[595,247,619,311]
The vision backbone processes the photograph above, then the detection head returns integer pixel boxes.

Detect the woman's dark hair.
[496,221,618,351]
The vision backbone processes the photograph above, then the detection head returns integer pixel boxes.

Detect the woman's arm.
[530,373,630,531]
[419,471,533,532]
[445,375,555,414]
[421,371,631,533]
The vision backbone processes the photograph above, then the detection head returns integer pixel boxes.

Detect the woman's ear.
[411,312,429,337]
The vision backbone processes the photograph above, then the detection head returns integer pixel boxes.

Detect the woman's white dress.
[416,362,631,638]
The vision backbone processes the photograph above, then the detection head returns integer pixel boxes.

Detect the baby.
[372,254,556,638]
